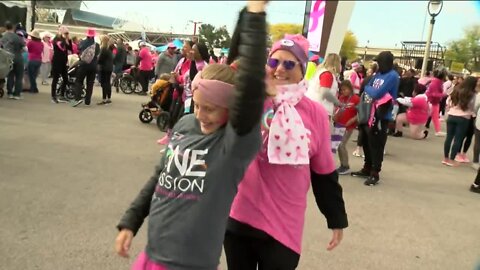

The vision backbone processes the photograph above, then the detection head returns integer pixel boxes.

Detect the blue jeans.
[444,115,470,160]
[27,60,42,92]
[7,58,24,97]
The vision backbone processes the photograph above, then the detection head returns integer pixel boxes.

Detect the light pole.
[420,0,443,77]
[188,20,202,37]
[363,40,369,62]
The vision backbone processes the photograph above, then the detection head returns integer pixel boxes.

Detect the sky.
[81,1,480,48]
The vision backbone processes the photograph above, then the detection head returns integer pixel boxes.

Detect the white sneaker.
[13,96,22,100]
[435,132,446,137]
[8,94,14,99]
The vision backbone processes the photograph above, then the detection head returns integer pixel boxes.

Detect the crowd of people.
[1,1,479,269]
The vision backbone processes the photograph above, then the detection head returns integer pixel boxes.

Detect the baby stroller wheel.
[139,109,153,123]
[120,78,134,94]
[156,111,170,132]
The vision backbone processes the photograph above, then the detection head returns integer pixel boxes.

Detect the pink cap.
[310,55,319,62]
[167,42,176,48]
[192,71,235,109]
[269,34,310,75]
[86,28,96,38]
[351,62,360,69]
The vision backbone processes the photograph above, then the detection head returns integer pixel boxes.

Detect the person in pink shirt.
[136,41,154,95]
[225,34,348,270]
[40,32,53,85]
[394,83,430,139]
[26,30,44,93]
[426,68,447,136]
[349,62,364,95]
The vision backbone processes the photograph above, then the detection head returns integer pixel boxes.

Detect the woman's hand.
[115,229,134,258]
[326,229,343,251]
[247,0,268,13]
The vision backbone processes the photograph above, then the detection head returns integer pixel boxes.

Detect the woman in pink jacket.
[394,83,430,139]
[426,69,447,136]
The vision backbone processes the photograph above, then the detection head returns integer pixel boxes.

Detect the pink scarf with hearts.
[267,80,310,165]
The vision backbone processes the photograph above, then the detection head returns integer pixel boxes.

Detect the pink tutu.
[131,251,168,270]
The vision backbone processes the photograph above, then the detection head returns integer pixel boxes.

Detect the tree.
[445,24,480,71]
[340,30,358,60]
[198,24,231,50]
[269,23,302,43]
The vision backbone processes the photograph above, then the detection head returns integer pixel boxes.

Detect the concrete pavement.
[0,85,478,270]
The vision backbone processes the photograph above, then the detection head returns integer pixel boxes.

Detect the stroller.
[55,62,86,101]
[138,82,174,132]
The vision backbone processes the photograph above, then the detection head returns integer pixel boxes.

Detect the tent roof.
[37,1,82,10]
[69,9,126,29]
[156,39,184,52]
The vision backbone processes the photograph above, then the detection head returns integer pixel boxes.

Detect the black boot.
[351,167,371,178]
[364,171,380,186]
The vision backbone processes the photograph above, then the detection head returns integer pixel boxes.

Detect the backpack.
[0,48,14,79]
[80,43,96,64]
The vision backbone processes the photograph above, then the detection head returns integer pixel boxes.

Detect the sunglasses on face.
[267,58,299,70]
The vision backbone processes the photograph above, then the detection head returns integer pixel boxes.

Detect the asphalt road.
[0,85,479,270]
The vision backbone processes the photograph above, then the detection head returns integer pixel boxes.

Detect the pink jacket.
[41,41,53,63]
[426,77,444,105]
[407,94,429,125]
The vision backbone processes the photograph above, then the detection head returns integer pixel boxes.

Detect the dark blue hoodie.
[364,51,399,120]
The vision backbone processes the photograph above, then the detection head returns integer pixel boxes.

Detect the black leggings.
[462,117,475,153]
[474,128,480,163]
[99,70,112,100]
[444,115,469,160]
[51,66,68,98]
[224,231,300,270]
[359,120,389,174]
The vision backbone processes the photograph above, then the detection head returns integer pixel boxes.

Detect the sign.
[306,0,326,52]
[450,61,464,73]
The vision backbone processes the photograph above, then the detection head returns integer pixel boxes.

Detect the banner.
[306,0,326,52]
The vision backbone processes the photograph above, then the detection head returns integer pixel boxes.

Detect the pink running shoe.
[157,134,170,145]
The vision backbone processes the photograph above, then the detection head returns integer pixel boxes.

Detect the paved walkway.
[0,85,478,270]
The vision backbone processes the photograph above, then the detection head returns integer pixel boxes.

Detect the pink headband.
[191,71,235,109]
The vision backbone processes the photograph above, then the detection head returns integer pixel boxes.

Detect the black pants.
[474,167,480,186]
[224,231,300,270]
[474,128,480,163]
[51,65,68,98]
[75,64,96,104]
[359,120,389,173]
[462,117,475,154]
[99,70,112,100]
[7,59,24,97]
[439,96,448,116]
[444,115,469,160]
[138,70,152,93]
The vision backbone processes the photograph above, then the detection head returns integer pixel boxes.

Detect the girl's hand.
[247,0,268,13]
[327,229,343,251]
[115,229,134,258]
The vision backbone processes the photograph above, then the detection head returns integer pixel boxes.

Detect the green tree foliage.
[340,30,358,60]
[445,24,480,71]
[198,24,231,50]
[269,23,302,42]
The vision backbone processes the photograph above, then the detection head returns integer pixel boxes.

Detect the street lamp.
[363,40,370,62]
[420,0,443,77]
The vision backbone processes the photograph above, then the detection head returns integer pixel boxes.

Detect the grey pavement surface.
[1,84,479,270]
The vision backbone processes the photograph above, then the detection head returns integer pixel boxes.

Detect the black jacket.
[117,8,267,234]
[113,44,126,66]
[98,47,114,72]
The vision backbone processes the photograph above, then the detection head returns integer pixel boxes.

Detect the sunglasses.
[267,58,299,70]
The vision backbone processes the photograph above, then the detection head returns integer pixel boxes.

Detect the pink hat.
[167,42,176,49]
[58,25,69,35]
[86,28,96,38]
[269,34,310,75]
[192,71,235,109]
[351,62,360,69]
[310,55,319,62]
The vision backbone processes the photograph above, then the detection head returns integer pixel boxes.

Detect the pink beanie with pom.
[269,34,310,75]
